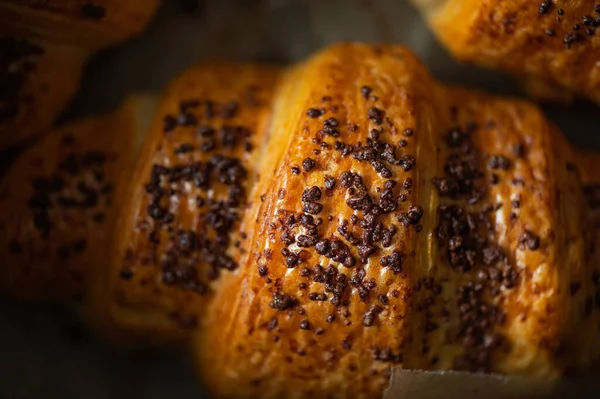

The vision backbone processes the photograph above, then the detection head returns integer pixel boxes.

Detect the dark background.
[1,1,598,398]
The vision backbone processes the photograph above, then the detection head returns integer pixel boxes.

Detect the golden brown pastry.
[0,94,157,301]
[194,43,600,398]
[412,0,600,103]
[87,63,280,344]
[0,61,280,346]
[0,0,160,148]
[0,1,161,47]
[0,37,88,149]
[2,43,600,396]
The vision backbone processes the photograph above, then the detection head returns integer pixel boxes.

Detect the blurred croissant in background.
[2,43,600,398]
[412,0,600,103]
[0,0,160,149]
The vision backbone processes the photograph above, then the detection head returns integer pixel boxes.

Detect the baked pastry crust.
[0,37,88,149]
[0,0,160,47]
[0,0,160,148]
[0,95,157,301]
[412,0,600,103]
[2,43,600,395]
[194,43,600,398]
[88,63,280,343]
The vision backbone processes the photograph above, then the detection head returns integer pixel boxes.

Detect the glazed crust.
[0,37,88,149]
[89,64,280,343]
[0,0,161,47]
[412,0,600,103]
[0,95,157,301]
[2,43,600,396]
[194,43,600,398]
[0,0,160,148]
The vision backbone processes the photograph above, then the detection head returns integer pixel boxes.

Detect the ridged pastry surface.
[95,64,280,342]
[195,43,600,399]
[0,37,88,149]
[0,96,154,301]
[0,0,161,47]
[412,0,600,103]
[0,0,160,148]
[1,42,600,396]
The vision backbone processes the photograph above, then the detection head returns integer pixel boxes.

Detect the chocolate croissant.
[87,63,280,343]
[0,0,160,149]
[2,43,600,396]
[0,94,157,302]
[412,0,600,103]
[195,43,600,398]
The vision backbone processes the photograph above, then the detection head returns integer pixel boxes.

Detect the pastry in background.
[0,94,157,303]
[412,0,600,103]
[0,0,161,149]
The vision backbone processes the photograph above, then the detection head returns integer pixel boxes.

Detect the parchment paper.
[384,369,599,399]
[1,1,598,398]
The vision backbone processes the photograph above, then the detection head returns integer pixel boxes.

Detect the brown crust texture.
[2,43,600,395]
[88,64,280,343]
[0,96,155,301]
[0,1,161,47]
[0,37,88,149]
[0,0,160,148]
[194,43,600,398]
[412,0,600,103]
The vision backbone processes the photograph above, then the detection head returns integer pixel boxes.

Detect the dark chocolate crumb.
[307,108,323,118]
[380,250,403,273]
[302,158,316,172]
[488,155,511,170]
[119,269,133,280]
[564,32,581,48]
[175,143,195,154]
[303,201,323,215]
[258,265,268,277]
[324,175,336,190]
[361,86,372,100]
[520,230,540,251]
[299,320,311,330]
[164,115,177,133]
[367,107,384,125]
[539,1,552,14]
[269,292,297,310]
[363,305,382,326]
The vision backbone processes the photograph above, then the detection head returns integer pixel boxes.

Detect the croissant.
[0,61,280,344]
[2,43,600,397]
[0,94,157,302]
[0,0,160,149]
[87,63,280,343]
[412,0,600,103]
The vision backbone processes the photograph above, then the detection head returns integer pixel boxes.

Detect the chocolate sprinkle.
[270,291,297,310]
[367,107,384,125]
[520,230,540,251]
[302,157,316,172]
[307,108,323,118]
